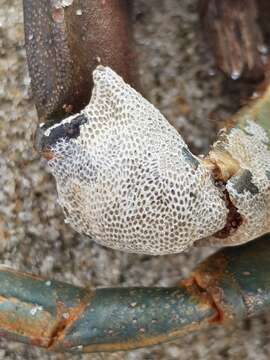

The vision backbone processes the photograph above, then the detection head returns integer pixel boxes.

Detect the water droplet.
[63,0,73,5]
[63,312,70,319]
[30,305,43,316]
[258,44,268,55]
[53,0,73,8]
[208,68,216,77]
[251,92,260,99]
[231,70,241,80]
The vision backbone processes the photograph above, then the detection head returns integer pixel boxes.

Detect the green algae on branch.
[232,85,270,141]
[0,266,216,353]
[0,235,270,353]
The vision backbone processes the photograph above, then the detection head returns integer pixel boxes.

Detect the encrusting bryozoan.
[38,66,270,255]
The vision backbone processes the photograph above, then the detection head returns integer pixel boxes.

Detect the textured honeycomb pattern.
[44,66,227,255]
[208,120,270,246]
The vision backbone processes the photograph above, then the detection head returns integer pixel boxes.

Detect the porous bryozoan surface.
[208,119,270,246]
[43,67,227,255]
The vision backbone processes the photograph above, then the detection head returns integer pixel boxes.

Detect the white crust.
[45,66,228,254]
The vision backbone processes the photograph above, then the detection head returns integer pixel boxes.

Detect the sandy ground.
[1,0,270,359]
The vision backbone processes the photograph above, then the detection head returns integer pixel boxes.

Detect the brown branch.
[23,0,138,122]
[199,0,265,81]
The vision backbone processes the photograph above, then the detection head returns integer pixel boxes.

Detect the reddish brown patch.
[41,149,55,161]
[204,153,243,238]
[214,186,243,239]
[179,277,223,324]
[48,292,92,350]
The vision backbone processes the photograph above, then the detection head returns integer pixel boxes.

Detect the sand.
[0,0,270,359]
